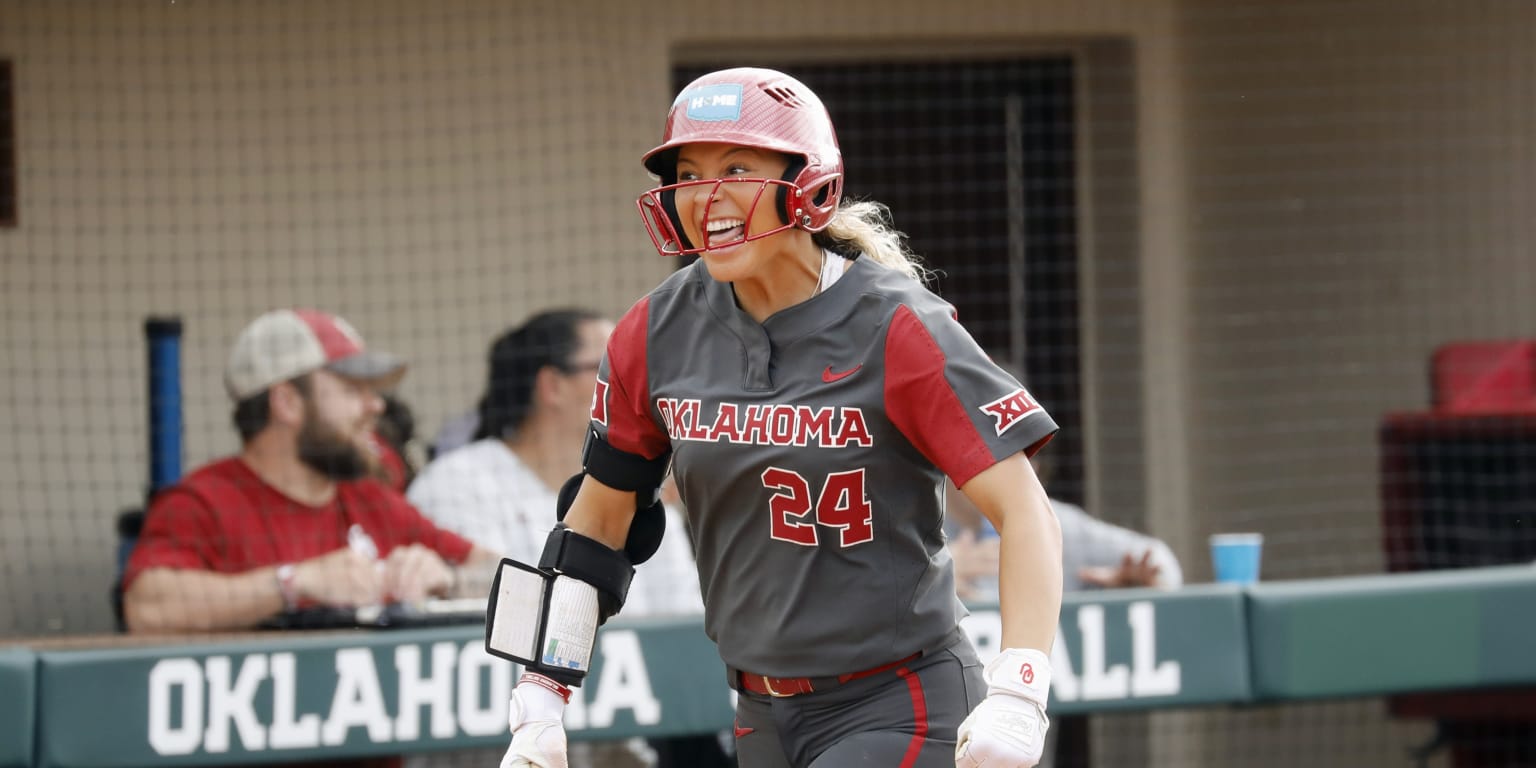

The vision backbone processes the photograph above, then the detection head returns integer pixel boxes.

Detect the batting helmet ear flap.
[800,174,841,228]
[775,157,807,226]
[783,162,842,234]
[774,156,841,230]
[810,175,840,208]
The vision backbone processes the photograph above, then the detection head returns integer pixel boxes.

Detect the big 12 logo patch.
[979,388,1039,436]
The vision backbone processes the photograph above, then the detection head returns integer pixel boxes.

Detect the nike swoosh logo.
[822,364,862,383]
[734,723,756,739]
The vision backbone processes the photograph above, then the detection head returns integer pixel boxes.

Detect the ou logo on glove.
[1020,663,1034,684]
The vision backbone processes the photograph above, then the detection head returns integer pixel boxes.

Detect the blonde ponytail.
[815,200,931,283]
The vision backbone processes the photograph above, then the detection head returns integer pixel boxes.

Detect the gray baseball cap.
[224,308,406,400]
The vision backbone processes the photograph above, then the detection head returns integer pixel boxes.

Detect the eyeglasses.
[557,361,602,375]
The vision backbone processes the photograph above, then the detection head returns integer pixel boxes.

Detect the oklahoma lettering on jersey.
[655,397,875,448]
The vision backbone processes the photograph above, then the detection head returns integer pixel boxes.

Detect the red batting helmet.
[636,68,844,256]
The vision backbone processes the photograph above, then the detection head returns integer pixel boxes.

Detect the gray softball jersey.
[592,255,1058,678]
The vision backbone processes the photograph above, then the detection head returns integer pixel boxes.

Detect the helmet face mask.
[636,68,844,257]
[637,177,801,257]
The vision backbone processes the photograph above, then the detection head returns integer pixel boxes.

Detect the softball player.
[499,68,1063,768]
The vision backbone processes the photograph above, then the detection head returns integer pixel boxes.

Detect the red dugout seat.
[1431,340,1536,413]
[1383,340,1536,765]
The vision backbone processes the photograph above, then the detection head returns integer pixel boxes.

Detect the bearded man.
[124,308,498,633]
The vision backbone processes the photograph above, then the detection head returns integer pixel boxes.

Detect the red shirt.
[123,457,473,590]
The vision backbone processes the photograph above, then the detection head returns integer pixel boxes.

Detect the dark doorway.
[673,59,1084,502]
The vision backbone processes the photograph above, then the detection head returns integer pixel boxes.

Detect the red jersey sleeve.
[121,487,221,590]
[593,296,670,460]
[885,304,1058,487]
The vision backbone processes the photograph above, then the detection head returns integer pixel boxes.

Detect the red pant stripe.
[896,666,929,768]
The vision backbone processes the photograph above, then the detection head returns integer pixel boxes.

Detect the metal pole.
[1005,93,1028,370]
[145,316,183,493]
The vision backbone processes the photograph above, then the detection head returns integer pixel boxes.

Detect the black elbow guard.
[538,524,634,623]
[554,429,672,565]
[623,499,667,566]
[583,428,670,497]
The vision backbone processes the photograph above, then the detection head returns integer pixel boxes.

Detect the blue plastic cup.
[1209,533,1264,584]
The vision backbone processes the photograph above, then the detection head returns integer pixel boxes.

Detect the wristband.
[984,647,1052,708]
[520,671,573,704]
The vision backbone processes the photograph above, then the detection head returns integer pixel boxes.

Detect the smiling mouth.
[704,218,745,248]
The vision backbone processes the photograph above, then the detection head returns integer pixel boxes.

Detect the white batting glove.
[501,673,572,768]
[956,648,1052,768]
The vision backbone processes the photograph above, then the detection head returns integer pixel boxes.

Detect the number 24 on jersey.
[761,467,874,547]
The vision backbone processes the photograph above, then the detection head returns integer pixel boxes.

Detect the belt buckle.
[761,676,795,698]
